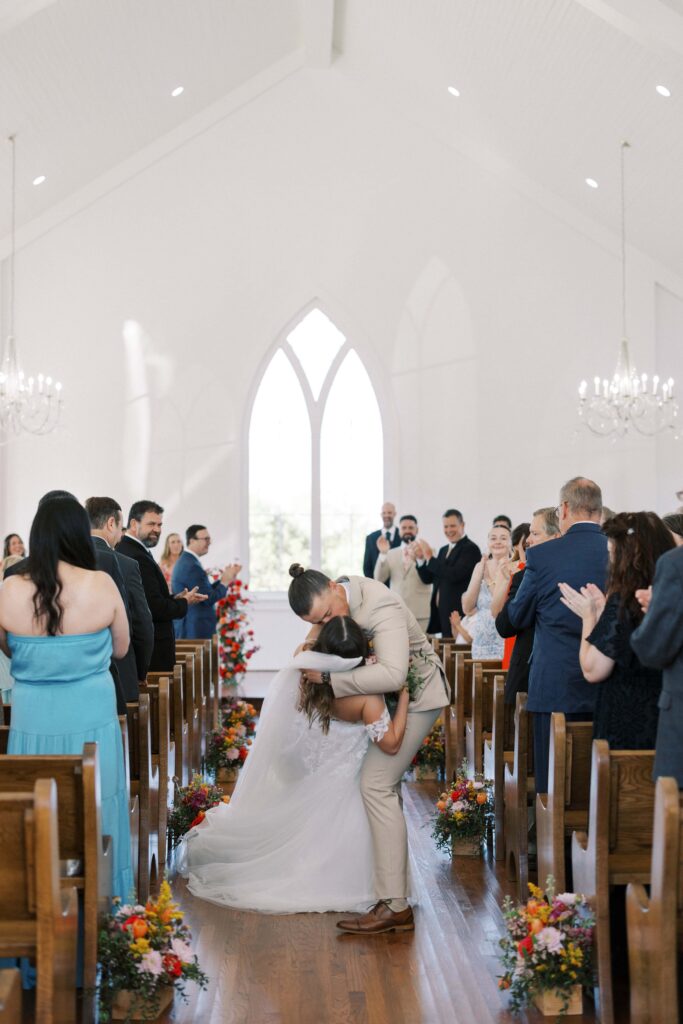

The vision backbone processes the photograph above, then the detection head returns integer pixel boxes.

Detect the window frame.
[242,299,395,595]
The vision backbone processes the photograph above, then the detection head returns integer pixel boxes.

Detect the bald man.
[363,502,401,581]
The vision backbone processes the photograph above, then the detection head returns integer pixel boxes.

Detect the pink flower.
[137,950,164,976]
[226,748,240,761]
[536,926,564,954]
[171,938,193,964]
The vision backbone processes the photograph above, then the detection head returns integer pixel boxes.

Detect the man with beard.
[373,514,432,631]
[117,500,207,671]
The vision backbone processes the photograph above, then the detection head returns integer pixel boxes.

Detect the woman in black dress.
[558,512,675,749]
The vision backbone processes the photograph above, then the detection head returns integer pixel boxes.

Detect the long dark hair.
[602,511,675,621]
[297,616,368,734]
[26,498,96,635]
[288,563,332,617]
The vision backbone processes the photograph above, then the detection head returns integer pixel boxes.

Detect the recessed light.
[656,84,671,97]
[171,86,184,97]
[585,177,599,189]
[32,175,46,186]
[447,86,460,97]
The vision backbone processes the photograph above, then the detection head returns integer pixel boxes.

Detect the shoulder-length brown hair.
[602,511,675,620]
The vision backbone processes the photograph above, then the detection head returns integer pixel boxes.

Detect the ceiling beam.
[300,0,336,68]
[574,0,683,58]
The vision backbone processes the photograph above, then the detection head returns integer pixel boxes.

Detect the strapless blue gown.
[7,628,134,901]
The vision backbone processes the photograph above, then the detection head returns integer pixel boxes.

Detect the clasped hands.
[176,586,209,605]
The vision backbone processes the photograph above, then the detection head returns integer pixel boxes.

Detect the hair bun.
[289,563,306,579]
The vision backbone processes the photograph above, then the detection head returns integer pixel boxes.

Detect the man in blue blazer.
[631,545,683,787]
[506,478,609,794]
[172,525,241,639]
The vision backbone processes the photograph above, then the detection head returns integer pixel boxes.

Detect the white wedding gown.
[177,652,383,913]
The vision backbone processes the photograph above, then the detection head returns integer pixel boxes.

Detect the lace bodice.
[472,579,504,659]
[365,706,391,743]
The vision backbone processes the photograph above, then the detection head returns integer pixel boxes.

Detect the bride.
[177,615,409,913]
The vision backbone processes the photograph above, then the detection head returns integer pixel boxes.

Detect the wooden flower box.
[533,985,582,1017]
[111,985,174,1021]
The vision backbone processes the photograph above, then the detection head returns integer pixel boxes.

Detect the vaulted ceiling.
[1,0,683,278]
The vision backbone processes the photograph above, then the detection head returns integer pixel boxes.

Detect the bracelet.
[321,671,331,686]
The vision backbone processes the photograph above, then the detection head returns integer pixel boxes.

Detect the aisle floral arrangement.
[205,723,253,775]
[431,761,492,852]
[498,881,595,1017]
[167,774,230,847]
[216,579,259,689]
[219,697,259,737]
[97,881,208,1022]
[412,720,445,780]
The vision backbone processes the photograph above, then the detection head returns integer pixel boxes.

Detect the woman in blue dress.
[0,496,133,900]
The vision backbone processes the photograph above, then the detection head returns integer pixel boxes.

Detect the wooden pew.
[483,677,515,861]
[452,656,502,772]
[139,677,172,877]
[0,779,78,1024]
[125,693,158,902]
[148,663,189,787]
[174,652,201,776]
[0,968,21,1023]
[572,741,656,1024]
[442,645,470,782]
[0,744,110,1009]
[176,641,208,764]
[0,727,8,755]
[118,715,140,899]
[536,713,592,893]
[503,692,535,896]
[180,637,216,732]
[626,776,682,1024]
[465,666,507,775]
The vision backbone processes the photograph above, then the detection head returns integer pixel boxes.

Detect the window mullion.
[310,397,322,569]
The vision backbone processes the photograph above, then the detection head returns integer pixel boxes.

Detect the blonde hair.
[160,532,183,565]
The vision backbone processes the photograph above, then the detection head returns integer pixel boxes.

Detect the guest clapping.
[461,525,511,659]
[172,525,241,640]
[415,509,481,637]
[559,512,674,750]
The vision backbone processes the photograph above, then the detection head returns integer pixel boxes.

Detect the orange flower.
[476,793,487,805]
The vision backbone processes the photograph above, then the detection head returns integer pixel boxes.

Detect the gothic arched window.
[248,308,384,591]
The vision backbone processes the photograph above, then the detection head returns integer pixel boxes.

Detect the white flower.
[236,724,247,737]
[171,938,193,964]
[555,893,577,906]
[137,950,164,976]
[472,781,484,790]
[452,801,466,812]
[118,904,134,917]
[226,748,240,761]
[536,927,565,954]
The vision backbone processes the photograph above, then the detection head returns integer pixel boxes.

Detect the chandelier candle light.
[0,135,63,440]
[578,141,677,437]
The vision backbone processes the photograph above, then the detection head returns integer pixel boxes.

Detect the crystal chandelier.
[578,141,677,437]
[0,135,62,440]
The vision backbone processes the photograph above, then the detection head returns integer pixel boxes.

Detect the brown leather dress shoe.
[337,900,415,934]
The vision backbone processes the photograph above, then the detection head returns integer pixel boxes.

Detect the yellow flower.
[130,937,150,954]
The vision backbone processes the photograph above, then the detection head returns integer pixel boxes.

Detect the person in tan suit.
[288,564,449,934]
[374,514,432,630]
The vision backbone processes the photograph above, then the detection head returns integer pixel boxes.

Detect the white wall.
[0,65,680,658]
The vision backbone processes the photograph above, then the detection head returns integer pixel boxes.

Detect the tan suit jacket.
[330,575,449,713]
[374,547,432,628]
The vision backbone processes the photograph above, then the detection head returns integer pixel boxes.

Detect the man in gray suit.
[373,514,432,630]
[289,568,449,934]
[631,545,683,786]
[85,496,154,704]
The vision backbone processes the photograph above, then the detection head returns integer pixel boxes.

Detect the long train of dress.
[177,652,378,913]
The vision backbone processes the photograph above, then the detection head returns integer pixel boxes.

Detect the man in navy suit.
[506,478,609,794]
[172,525,241,639]
[363,502,401,580]
[415,509,481,637]
[631,546,683,786]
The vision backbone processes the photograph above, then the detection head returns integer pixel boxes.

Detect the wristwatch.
[321,671,331,686]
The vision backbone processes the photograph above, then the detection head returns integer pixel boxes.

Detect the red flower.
[189,811,206,828]
[517,935,534,958]
[239,747,248,761]
[163,953,183,978]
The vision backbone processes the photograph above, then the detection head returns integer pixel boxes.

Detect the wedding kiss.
[178,564,449,935]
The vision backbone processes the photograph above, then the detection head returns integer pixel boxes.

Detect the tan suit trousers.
[360,707,442,901]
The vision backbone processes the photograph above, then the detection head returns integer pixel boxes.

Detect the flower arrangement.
[216,579,259,689]
[431,761,492,850]
[205,722,253,774]
[498,881,595,1017]
[219,697,258,737]
[97,880,208,1022]
[412,720,446,779]
[167,774,230,847]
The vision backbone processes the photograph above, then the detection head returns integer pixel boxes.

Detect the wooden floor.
[159,781,598,1024]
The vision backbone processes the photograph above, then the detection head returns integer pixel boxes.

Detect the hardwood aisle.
[164,782,597,1024]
